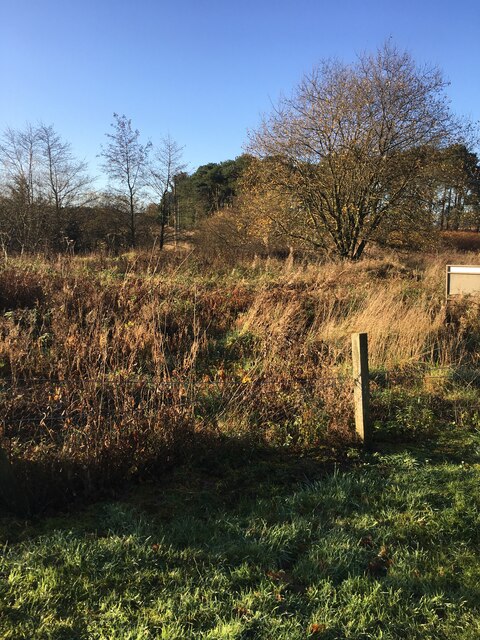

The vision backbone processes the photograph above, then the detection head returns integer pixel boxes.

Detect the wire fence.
[0,373,353,434]
[1,360,479,442]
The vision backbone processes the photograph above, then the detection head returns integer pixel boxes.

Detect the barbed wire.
[0,375,352,429]
[1,365,478,395]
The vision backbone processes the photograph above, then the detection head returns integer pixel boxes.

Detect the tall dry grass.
[237,253,474,370]
[0,248,479,512]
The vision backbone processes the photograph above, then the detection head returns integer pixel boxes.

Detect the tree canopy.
[247,43,463,259]
[175,156,250,226]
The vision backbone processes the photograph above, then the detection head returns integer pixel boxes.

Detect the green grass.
[1,436,479,639]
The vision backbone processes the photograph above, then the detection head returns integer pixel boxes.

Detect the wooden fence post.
[351,332,371,445]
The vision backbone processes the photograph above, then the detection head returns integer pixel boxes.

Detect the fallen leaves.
[367,544,393,577]
[266,569,305,593]
[308,623,327,636]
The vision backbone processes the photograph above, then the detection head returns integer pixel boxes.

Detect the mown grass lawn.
[1,430,479,640]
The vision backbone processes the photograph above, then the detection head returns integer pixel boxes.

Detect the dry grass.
[440,230,480,252]
[0,248,479,512]
[236,253,473,369]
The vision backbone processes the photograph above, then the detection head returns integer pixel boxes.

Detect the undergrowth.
[0,248,479,513]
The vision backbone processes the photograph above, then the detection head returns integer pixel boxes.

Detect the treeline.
[0,120,478,259]
[0,116,249,254]
[1,46,480,258]
[429,145,480,232]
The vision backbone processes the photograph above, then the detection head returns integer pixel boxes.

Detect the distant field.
[0,248,480,638]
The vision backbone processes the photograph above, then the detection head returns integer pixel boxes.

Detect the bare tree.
[37,124,92,236]
[100,114,151,248]
[149,135,186,249]
[0,124,40,206]
[247,43,462,259]
[0,124,45,251]
[0,123,93,251]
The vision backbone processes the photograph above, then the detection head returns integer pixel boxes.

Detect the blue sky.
[1,0,479,182]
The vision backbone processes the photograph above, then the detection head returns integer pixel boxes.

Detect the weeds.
[0,248,479,512]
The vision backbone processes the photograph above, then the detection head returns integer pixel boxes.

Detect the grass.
[1,247,480,637]
[0,249,479,498]
[1,433,479,639]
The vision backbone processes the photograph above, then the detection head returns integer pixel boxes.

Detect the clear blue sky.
[1,0,479,182]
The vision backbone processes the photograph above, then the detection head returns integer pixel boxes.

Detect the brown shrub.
[440,231,480,252]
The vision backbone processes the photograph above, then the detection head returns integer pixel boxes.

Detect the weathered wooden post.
[351,332,371,446]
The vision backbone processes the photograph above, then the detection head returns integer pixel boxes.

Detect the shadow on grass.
[1,428,479,638]
[0,429,349,519]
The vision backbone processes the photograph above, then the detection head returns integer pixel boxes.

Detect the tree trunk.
[158,192,168,250]
[129,193,136,248]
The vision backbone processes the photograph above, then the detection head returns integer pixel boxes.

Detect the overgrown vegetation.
[0,245,479,637]
[0,248,479,514]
